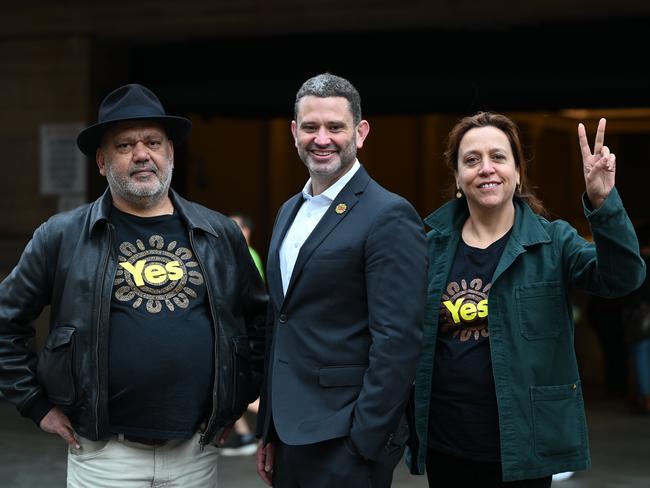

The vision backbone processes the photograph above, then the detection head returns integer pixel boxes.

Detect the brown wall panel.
[185,116,267,249]
[359,116,421,212]
[419,115,458,218]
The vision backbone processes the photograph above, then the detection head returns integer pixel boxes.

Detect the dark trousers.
[425,449,552,488]
[273,437,404,488]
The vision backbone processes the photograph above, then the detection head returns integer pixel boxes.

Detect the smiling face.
[97,121,174,211]
[456,125,520,214]
[291,95,369,195]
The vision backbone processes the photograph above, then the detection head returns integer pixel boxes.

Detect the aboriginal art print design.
[439,278,492,342]
[113,235,204,314]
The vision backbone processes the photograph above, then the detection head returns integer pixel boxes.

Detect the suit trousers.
[67,432,219,488]
[273,437,404,488]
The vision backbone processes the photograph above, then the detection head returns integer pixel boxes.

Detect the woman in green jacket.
[408,112,645,486]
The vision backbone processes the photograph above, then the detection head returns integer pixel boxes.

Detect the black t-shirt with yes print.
[108,206,214,440]
[428,230,510,462]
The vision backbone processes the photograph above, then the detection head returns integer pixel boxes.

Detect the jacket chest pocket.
[37,326,76,406]
[515,282,567,340]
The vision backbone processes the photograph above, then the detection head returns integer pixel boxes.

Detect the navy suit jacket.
[257,165,427,461]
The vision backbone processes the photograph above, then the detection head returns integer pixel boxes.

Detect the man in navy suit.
[256,73,427,487]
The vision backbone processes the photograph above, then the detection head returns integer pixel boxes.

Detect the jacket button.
[279,314,287,324]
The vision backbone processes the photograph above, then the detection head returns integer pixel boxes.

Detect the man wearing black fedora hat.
[0,83,267,486]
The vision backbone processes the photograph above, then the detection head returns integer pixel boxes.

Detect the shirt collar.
[301,160,361,202]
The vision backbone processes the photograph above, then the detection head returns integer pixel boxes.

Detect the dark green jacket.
[408,188,645,481]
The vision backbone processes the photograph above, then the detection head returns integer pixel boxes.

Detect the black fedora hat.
[76,83,192,157]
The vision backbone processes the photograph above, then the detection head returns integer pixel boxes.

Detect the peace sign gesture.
[578,118,616,209]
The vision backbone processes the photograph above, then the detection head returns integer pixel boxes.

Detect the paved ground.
[0,398,648,487]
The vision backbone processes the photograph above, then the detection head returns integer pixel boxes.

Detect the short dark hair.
[294,73,362,126]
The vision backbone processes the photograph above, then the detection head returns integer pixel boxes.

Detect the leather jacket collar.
[88,188,219,238]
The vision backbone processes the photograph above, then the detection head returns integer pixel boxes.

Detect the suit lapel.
[267,193,303,308]
[283,167,371,302]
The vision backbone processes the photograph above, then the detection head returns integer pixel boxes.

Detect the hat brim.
[76,115,192,158]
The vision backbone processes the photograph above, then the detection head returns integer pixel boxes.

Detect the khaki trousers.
[67,432,219,488]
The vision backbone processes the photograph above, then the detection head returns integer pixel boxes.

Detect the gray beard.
[105,160,173,208]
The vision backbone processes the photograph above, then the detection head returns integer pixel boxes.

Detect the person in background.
[223,213,265,455]
[230,213,265,280]
[621,222,650,414]
[0,84,267,487]
[408,112,645,487]
[585,294,628,399]
[256,72,427,487]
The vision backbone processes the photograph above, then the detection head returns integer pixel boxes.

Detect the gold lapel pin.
[335,203,347,214]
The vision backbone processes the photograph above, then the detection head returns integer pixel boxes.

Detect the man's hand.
[217,425,233,446]
[199,421,233,446]
[256,439,274,486]
[39,406,80,449]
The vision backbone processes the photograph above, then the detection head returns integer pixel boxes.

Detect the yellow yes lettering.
[120,260,184,286]
[443,298,488,324]
[119,261,146,286]
[165,261,183,280]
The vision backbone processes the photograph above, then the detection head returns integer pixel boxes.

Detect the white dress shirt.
[279,160,361,295]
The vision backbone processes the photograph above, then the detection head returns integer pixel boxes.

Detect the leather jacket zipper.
[189,228,220,449]
[95,222,114,439]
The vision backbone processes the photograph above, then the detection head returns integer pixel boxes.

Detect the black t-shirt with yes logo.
[428,230,510,462]
[108,206,214,440]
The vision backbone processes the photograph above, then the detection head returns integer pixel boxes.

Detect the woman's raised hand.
[578,118,616,209]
